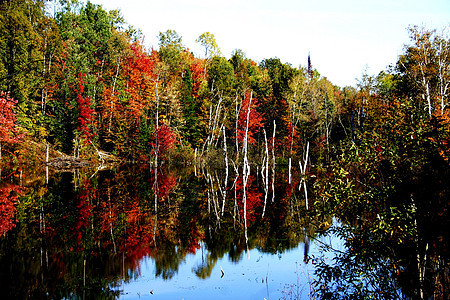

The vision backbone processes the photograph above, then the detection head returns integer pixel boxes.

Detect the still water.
[2,161,448,299]
[0,164,340,299]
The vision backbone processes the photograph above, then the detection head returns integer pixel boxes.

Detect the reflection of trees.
[311,120,450,299]
[197,165,322,270]
[154,242,183,280]
[193,246,218,279]
[0,164,326,298]
[0,183,23,235]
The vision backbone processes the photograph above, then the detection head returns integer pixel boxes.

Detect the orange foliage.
[236,91,264,146]
[236,174,263,222]
[123,44,158,117]
[152,124,178,158]
[76,73,95,143]
[0,92,23,147]
[189,58,205,98]
[0,184,23,236]
[71,179,95,250]
[152,168,178,201]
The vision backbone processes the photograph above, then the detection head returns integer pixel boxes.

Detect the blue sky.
[87,0,449,87]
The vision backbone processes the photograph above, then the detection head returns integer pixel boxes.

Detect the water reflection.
[0,164,317,299]
[2,161,446,299]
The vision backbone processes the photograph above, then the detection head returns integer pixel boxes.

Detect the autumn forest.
[1,0,449,299]
[0,0,448,166]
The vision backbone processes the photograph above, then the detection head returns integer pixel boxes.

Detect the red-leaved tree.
[236,91,264,147]
[0,184,23,236]
[76,73,95,143]
[152,124,178,158]
[0,92,23,160]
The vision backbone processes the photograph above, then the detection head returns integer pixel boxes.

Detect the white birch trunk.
[235,94,242,155]
[154,76,160,167]
[271,121,276,202]
[262,129,269,217]
[242,92,252,245]
[222,126,229,215]
[108,59,121,132]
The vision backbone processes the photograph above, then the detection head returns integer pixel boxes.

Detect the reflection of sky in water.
[118,231,344,300]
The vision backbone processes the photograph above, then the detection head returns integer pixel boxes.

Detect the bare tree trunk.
[74,136,80,159]
[437,38,449,114]
[45,143,49,184]
[41,36,47,115]
[152,166,159,244]
[154,76,160,167]
[222,126,228,216]
[203,47,208,76]
[155,76,160,130]
[271,121,276,202]
[108,187,117,253]
[202,96,223,155]
[299,141,310,209]
[45,143,49,163]
[416,40,433,117]
[201,104,214,156]
[235,94,242,157]
[154,166,158,214]
[232,171,240,223]
[288,157,292,185]
[207,172,220,220]
[243,92,253,156]
[415,218,425,300]
[108,59,121,132]
[242,92,252,245]
[262,129,269,217]
[423,78,432,117]
[211,96,223,148]
[194,148,198,172]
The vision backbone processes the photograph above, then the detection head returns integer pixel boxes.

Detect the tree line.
[1,0,449,168]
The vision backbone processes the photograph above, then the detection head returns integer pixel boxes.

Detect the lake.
[0,163,446,299]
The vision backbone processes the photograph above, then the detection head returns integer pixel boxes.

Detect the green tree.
[180,67,201,146]
[258,58,298,154]
[260,58,297,100]
[159,29,183,51]
[196,32,220,75]
[48,0,125,154]
[0,0,54,136]
[396,26,450,117]
[158,29,185,78]
[207,56,235,95]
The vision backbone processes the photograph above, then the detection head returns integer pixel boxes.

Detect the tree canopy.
[0,0,448,173]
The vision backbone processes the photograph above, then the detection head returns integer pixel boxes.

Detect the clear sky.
[87,0,449,87]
